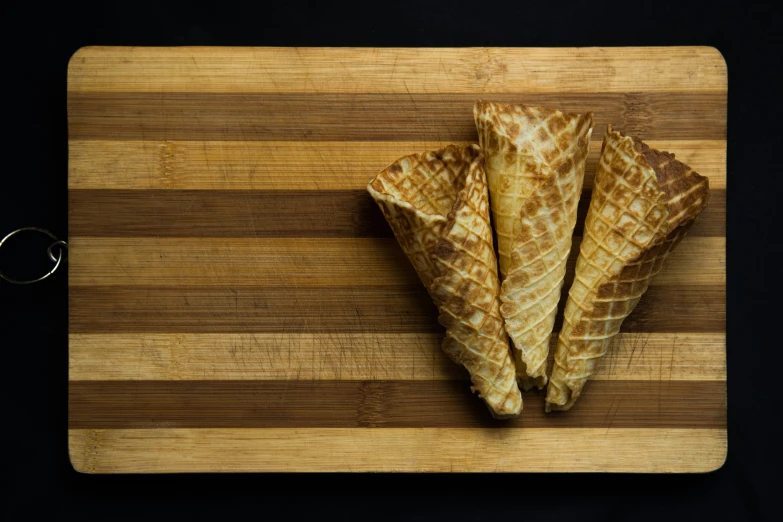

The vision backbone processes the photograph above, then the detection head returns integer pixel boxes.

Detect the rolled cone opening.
[545,126,710,412]
[367,144,522,418]
[367,145,480,289]
[474,100,594,391]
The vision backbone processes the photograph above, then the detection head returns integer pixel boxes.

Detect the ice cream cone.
[368,144,522,418]
[546,126,710,411]
[474,100,594,389]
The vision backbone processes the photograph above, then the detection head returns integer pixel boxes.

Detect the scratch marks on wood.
[157,140,183,187]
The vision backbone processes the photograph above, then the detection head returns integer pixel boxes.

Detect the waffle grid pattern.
[432,159,522,417]
[547,127,709,411]
[367,147,475,289]
[500,162,586,389]
[368,145,522,418]
[474,101,589,276]
[474,101,593,389]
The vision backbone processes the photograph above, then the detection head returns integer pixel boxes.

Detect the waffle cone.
[546,126,710,411]
[474,101,594,389]
[368,144,522,418]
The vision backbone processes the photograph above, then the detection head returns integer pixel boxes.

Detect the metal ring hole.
[0,228,66,285]
[48,240,68,264]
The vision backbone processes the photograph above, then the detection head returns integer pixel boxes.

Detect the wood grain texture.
[67,92,726,142]
[68,46,727,94]
[69,380,726,429]
[68,46,727,473]
[68,284,724,334]
[68,428,727,473]
[67,237,724,287]
[68,189,725,238]
[69,333,726,381]
[68,140,727,190]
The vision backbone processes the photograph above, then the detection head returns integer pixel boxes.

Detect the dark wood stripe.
[67,380,726,429]
[68,189,725,238]
[67,92,726,141]
[68,284,725,334]
[68,190,383,238]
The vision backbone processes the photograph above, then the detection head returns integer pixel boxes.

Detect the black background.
[2,0,780,519]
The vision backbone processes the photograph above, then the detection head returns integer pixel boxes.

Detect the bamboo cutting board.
[67,46,727,473]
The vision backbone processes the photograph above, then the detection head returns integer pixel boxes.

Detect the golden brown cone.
[546,126,710,411]
[474,100,594,390]
[367,144,522,418]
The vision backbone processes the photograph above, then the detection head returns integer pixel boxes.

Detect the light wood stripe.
[69,332,725,382]
[67,92,726,142]
[66,189,726,238]
[67,237,724,287]
[68,47,727,94]
[68,140,727,190]
[68,427,728,473]
[68,380,725,429]
[68,284,725,334]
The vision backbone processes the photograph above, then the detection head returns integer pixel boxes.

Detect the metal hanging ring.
[0,227,67,285]
[47,240,68,263]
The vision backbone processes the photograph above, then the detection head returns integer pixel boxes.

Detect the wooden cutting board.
[67,46,727,473]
